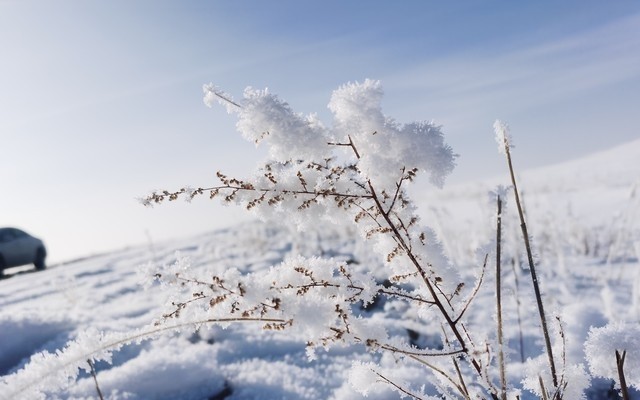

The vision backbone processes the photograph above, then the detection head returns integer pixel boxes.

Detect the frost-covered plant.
[138,80,538,399]
[139,80,530,398]
[4,81,607,399]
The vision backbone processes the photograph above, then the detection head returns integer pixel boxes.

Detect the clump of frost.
[584,321,640,389]
[493,119,512,154]
[521,356,590,399]
[349,362,382,396]
[204,84,330,162]
[201,80,457,281]
[0,327,158,400]
[202,84,238,113]
[490,185,510,204]
[328,80,455,188]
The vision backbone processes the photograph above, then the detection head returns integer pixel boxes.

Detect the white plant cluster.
[196,80,456,279]
[147,80,513,397]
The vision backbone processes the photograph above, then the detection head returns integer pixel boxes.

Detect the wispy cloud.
[386,13,640,120]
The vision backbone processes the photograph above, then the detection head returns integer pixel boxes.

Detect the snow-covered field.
[1,138,638,399]
[1,81,639,399]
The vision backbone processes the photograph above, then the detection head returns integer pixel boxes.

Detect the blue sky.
[1,1,639,263]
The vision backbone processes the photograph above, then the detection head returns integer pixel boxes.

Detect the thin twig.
[454,254,488,323]
[367,339,465,357]
[87,359,104,400]
[452,357,471,400]
[374,370,424,399]
[441,326,472,400]
[386,168,406,215]
[213,91,242,108]
[616,350,630,400]
[552,316,568,400]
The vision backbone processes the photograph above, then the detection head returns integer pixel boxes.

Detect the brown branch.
[143,184,372,206]
[87,359,104,400]
[452,357,471,400]
[212,91,242,108]
[338,134,494,396]
[454,254,488,324]
[378,288,436,306]
[616,350,630,400]
[329,135,362,159]
[367,339,465,357]
[386,168,406,216]
[275,280,436,307]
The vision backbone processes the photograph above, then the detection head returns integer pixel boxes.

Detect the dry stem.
[502,139,558,388]
[616,350,630,400]
[87,359,104,400]
[496,196,507,400]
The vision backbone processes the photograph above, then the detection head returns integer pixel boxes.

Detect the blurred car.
[0,227,46,274]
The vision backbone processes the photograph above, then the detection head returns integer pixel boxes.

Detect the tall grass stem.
[503,141,558,388]
[495,196,507,400]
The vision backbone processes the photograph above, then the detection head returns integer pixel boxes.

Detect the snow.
[1,83,639,399]
[585,322,640,390]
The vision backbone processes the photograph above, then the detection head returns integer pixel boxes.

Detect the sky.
[1,0,639,263]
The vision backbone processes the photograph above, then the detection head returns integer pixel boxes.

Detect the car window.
[11,229,27,238]
[0,230,15,243]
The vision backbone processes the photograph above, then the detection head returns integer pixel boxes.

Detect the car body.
[0,227,46,274]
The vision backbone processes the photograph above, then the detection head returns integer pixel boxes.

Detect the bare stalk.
[501,135,558,388]
[616,350,630,400]
[87,359,104,400]
[496,196,507,400]
[452,357,471,400]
